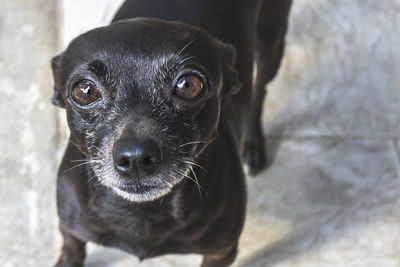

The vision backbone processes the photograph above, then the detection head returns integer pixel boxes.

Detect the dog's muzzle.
[112,136,163,181]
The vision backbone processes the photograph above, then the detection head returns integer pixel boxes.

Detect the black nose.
[112,136,163,179]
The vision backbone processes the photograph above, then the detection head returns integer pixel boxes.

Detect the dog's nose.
[112,136,163,179]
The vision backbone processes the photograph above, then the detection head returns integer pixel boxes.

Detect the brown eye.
[175,75,203,100]
[71,80,101,106]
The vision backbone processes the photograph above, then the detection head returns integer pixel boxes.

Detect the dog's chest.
[83,188,191,257]
[88,191,178,233]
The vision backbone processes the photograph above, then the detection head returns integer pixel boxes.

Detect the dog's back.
[113,0,254,42]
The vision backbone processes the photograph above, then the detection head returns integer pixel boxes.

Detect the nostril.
[139,150,162,175]
[116,156,130,168]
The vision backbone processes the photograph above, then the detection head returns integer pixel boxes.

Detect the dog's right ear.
[51,53,66,108]
[217,42,241,100]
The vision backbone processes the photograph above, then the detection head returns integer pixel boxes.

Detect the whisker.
[190,166,202,201]
[70,159,91,163]
[64,161,92,173]
[176,39,195,56]
[177,169,199,188]
[178,141,208,148]
[189,166,207,200]
[178,55,198,65]
[169,55,199,74]
[65,159,103,174]
[182,159,209,175]
[177,168,207,200]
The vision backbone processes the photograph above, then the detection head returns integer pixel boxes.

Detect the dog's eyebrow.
[88,60,108,79]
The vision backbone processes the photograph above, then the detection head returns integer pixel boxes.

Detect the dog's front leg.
[55,224,86,267]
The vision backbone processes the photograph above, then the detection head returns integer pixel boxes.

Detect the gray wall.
[0,0,59,266]
[265,0,400,138]
[0,0,399,266]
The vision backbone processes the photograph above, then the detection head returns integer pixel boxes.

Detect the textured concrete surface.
[238,139,400,267]
[0,0,59,266]
[264,0,400,138]
[1,0,399,266]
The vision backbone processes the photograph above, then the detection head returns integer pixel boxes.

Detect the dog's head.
[52,18,240,202]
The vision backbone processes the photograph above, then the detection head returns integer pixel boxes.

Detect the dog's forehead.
[61,18,224,93]
[66,18,220,66]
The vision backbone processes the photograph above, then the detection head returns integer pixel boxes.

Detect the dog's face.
[52,18,239,202]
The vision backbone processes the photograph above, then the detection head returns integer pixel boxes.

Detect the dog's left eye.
[71,80,101,106]
[175,75,203,100]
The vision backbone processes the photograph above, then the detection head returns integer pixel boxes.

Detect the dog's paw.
[243,137,267,176]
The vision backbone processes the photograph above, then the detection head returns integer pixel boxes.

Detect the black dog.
[51,0,292,266]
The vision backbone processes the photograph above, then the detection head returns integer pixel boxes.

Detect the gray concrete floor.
[1,0,399,266]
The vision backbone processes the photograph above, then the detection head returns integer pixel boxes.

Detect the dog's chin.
[98,174,185,203]
[111,185,174,202]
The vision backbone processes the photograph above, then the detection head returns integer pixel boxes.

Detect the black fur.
[52,1,292,266]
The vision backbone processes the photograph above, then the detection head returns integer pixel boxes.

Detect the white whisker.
[178,141,208,148]
[183,159,209,174]
[189,166,206,201]
[65,159,103,173]
[176,39,195,56]
[70,159,91,163]
[178,55,198,65]
[177,168,207,200]
[64,162,91,173]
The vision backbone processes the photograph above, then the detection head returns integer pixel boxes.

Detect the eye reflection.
[175,75,203,100]
[71,80,101,106]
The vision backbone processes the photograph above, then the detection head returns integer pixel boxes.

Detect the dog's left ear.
[51,53,66,108]
[217,42,241,99]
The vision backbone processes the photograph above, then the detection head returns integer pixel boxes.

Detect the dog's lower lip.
[117,179,168,194]
[119,183,152,193]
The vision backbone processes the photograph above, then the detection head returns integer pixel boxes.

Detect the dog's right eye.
[71,80,101,106]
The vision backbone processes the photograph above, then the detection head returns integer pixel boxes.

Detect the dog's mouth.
[106,177,183,202]
[90,154,193,202]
